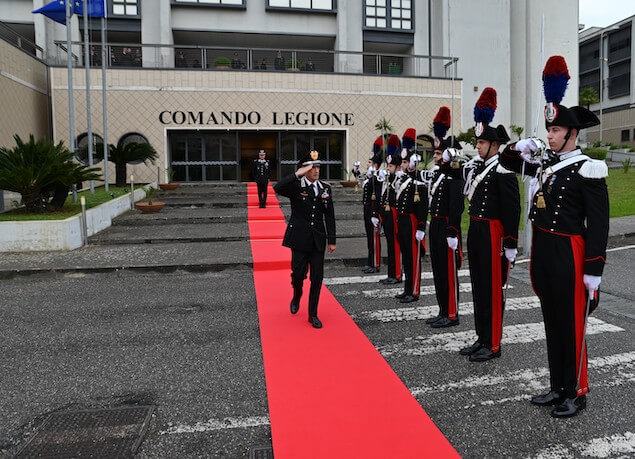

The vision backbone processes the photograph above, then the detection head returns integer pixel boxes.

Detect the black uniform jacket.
[393,172,429,231]
[378,173,397,210]
[428,168,465,238]
[274,173,336,252]
[362,172,382,217]
[500,146,609,276]
[252,159,270,184]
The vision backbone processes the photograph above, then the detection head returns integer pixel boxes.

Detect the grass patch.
[607,168,635,218]
[0,186,133,221]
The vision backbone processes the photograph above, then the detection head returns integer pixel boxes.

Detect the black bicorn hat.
[543,56,600,130]
[384,134,402,166]
[473,87,510,144]
[297,150,321,169]
[437,136,463,151]
[369,136,384,165]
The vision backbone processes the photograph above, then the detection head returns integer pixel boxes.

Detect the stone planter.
[340,180,358,188]
[135,201,166,213]
[159,183,180,191]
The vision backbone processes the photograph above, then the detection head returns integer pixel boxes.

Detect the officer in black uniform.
[427,107,465,328]
[362,137,384,273]
[444,87,520,362]
[394,128,429,304]
[499,55,609,418]
[377,134,403,285]
[273,150,336,329]
[252,149,270,208]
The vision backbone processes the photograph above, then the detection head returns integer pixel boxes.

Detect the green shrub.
[286,58,303,69]
[583,147,608,160]
[593,141,602,148]
[620,144,631,149]
[623,158,632,173]
[629,147,635,152]
[214,56,231,67]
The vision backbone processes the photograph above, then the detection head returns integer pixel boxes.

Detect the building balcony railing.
[0,21,44,58]
[53,41,459,79]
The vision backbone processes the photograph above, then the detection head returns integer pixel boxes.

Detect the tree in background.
[579,86,600,109]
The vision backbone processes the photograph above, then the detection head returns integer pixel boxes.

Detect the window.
[170,131,239,182]
[173,0,245,5]
[608,26,631,63]
[580,39,600,73]
[608,60,631,98]
[365,0,412,30]
[621,130,630,142]
[111,0,139,16]
[267,0,334,10]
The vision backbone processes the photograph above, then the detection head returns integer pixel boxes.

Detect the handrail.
[0,19,44,55]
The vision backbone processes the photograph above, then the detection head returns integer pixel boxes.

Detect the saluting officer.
[499,56,609,417]
[273,150,336,329]
[427,107,465,328]
[362,137,384,274]
[377,134,403,285]
[394,128,428,304]
[444,87,520,362]
[252,149,270,208]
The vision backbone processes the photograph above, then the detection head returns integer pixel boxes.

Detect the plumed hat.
[473,87,510,144]
[385,134,402,166]
[369,136,384,164]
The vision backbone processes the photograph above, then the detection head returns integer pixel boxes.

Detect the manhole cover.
[248,445,274,459]
[15,406,155,459]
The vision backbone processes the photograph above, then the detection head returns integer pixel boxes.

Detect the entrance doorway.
[239,132,278,181]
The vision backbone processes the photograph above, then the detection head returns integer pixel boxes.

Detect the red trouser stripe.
[489,219,504,353]
[447,246,458,320]
[571,234,589,396]
[409,214,421,297]
[391,208,402,280]
[374,224,381,268]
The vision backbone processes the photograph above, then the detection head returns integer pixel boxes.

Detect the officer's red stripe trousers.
[571,235,589,396]
[489,219,504,354]
[391,208,402,280]
[447,245,458,320]
[409,214,422,297]
[373,224,381,268]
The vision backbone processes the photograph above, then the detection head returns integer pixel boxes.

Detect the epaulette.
[578,159,608,179]
[496,164,514,174]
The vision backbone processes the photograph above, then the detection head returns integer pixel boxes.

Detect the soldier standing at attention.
[443,87,520,362]
[499,56,609,418]
[273,150,336,329]
[362,137,384,274]
[252,149,270,208]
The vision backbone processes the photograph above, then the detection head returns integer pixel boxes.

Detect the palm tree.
[78,141,158,186]
[579,87,600,109]
[374,117,394,154]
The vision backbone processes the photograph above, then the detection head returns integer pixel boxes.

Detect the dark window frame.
[621,129,630,142]
[266,0,337,14]
[608,59,631,99]
[170,0,247,9]
[363,0,414,33]
[109,0,141,18]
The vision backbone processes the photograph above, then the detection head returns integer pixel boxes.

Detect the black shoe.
[362,266,379,273]
[459,341,482,356]
[399,295,419,304]
[530,390,565,407]
[551,396,586,418]
[469,347,501,362]
[425,315,442,324]
[380,277,400,285]
[431,317,459,328]
[290,300,299,314]
[308,316,322,329]
[394,292,407,299]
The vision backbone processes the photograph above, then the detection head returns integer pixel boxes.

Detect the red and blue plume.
[542,55,570,104]
[402,128,416,149]
[473,87,497,125]
[372,136,383,154]
[433,106,451,139]
[386,134,401,155]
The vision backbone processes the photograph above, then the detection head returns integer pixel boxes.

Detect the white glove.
[353,160,361,167]
[409,157,417,170]
[504,248,518,263]
[366,165,375,178]
[371,217,379,227]
[395,170,404,178]
[415,230,425,241]
[583,274,601,294]
[447,237,458,250]
[515,138,539,154]
[442,150,451,162]
[378,169,387,181]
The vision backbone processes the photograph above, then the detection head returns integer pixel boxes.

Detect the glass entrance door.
[169,130,239,181]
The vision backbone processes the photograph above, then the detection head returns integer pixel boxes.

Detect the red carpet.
[248,183,458,459]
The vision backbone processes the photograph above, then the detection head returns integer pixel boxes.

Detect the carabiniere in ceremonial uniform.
[361,137,384,274]
[252,149,270,208]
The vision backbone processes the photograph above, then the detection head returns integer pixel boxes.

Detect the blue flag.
[33,0,105,25]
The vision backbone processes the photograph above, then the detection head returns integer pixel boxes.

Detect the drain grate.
[248,445,274,459]
[15,406,155,459]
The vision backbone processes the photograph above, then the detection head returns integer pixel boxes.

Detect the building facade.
[579,16,635,147]
[1,0,579,183]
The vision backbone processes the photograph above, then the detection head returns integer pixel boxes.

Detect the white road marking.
[528,432,635,459]
[324,270,470,285]
[353,295,540,323]
[346,282,494,298]
[377,317,624,357]
[159,416,270,435]
[606,245,635,253]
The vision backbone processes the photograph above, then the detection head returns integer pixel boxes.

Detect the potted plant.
[214,56,231,70]
[286,58,302,71]
[340,167,360,188]
[159,168,180,191]
[135,186,165,213]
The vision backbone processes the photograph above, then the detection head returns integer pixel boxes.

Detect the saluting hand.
[327,244,336,253]
[295,164,314,177]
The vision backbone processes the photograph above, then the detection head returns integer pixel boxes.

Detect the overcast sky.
[579,0,635,29]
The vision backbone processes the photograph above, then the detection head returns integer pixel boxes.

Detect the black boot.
[362,266,379,273]
[380,277,400,285]
[530,390,565,406]
[399,295,419,304]
[431,317,459,328]
[551,396,586,418]
[394,292,407,299]
[425,315,442,324]
[469,346,501,362]
[290,285,302,314]
[459,341,482,356]
[308,316,323,329]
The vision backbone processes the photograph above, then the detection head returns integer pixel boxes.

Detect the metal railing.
[53,41,459,79]
[0,20,43,58]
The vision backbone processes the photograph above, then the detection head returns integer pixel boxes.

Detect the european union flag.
[33,0,105,25]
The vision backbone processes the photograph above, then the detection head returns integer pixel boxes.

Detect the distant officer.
[273,150,336,329]
[427,107,465,328]
[499,56,609,417]
[394,128,428,304]
[362,137,384,274]
[252,149,270,208]
[377,134,403,285]
[444,87,520,362]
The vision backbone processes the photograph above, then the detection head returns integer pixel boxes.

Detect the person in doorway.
[252,149,270,208]
[273,150,336,329]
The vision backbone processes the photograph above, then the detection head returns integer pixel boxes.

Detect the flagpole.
[83,0,95,194]
[101,9,109,191]
[66,0,78,203]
